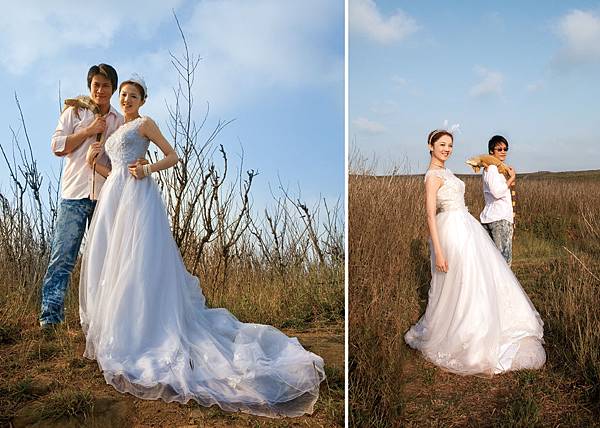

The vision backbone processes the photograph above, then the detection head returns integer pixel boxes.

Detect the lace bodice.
[104,117,149,168]
[424,168,466,212]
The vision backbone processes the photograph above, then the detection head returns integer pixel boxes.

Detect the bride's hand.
[128,160,147,179]
[86,142,102,167]
[435,252,449,273]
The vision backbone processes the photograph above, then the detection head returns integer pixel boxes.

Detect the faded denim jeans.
[482,219,514,266]
[39,198,95,326]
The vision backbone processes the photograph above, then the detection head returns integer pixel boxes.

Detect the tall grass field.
[349,167,600,427]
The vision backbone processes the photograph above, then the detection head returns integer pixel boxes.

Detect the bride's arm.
[129,118,179,178]
[425,176,448,273]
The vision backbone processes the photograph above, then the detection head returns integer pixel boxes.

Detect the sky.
[349,0,600,174]
[0,0,344,213]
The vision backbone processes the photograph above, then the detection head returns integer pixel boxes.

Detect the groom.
[480,135,516,266]
[39,64,124,329]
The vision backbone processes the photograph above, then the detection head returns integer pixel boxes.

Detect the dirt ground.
[0,321,344,427]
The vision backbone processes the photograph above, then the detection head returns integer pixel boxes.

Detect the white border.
[344,0,349,426]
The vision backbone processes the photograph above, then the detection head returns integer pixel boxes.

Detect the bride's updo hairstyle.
[119,74,148,101]
[428,129,453,155]
[119,81,146,101]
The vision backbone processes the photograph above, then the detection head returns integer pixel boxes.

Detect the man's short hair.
[488,135,509,154]
[87,64,118,94]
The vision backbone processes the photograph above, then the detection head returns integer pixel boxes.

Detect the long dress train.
[404,168,546,375]
[79,117,325,417]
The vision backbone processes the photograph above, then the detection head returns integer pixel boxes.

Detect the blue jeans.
[482,219,514,266]
[39,198,96,326]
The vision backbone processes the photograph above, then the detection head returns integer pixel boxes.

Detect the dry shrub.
[0,154,342,335]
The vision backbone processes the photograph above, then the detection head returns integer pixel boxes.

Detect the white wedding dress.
[79,117,325,417]
[404,168,546,375]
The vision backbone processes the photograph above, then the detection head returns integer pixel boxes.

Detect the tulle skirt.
[405,207,546,375]
[79,166,325,417]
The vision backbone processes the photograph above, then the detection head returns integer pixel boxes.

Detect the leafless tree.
[150,12,257,286]
[0,94,57,289]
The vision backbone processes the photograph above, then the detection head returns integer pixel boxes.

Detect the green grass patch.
[497,394,540,427]
[68,357,87,369]
[6,378,50,402]
[516,370,539,387]
[324,365,344,392]
[34,390,94,422]
[28,341,62,361]
[512,230,561,261]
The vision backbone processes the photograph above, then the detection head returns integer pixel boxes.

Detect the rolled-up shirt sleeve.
[50,108,77,156]
[484,165,509,199]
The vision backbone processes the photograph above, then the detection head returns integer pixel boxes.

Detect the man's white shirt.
[51,106,123,200]
[480,164,514,224]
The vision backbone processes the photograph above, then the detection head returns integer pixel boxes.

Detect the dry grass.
[349,166,600,427]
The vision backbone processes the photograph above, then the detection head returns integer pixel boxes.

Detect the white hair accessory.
[427,121,461,145]
[122,73,148,99]
[442,119,461,134]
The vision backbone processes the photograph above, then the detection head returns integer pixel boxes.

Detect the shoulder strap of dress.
[424,168,446,183]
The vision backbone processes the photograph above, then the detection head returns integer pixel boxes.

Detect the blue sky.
[349,0,600,174]
[0,0,344,212]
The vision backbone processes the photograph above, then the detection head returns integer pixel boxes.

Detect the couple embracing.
[38,64,324,417]
[405,129,546,376]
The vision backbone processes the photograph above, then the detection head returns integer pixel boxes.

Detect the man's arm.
[51,108,106,157]
[484,165,511,199]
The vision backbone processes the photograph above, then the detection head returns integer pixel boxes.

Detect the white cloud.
[353,117,386,134]
[483,11,504,30]
[29,47,176,126]
[469,66,504,98]
[391,75,407,87]
[526,80,544,93]
[181,0,343,110]
[350,0,418,44]
[1,1,343,117]
[370,100,399,116]
[555,9,600,64]
[0,0,183,74]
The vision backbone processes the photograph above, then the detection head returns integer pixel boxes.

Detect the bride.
[79,75,325,417]
[404,129,546,375]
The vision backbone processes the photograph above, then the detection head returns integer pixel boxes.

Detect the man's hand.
[86,115,106,138]
[506,166,516,186]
